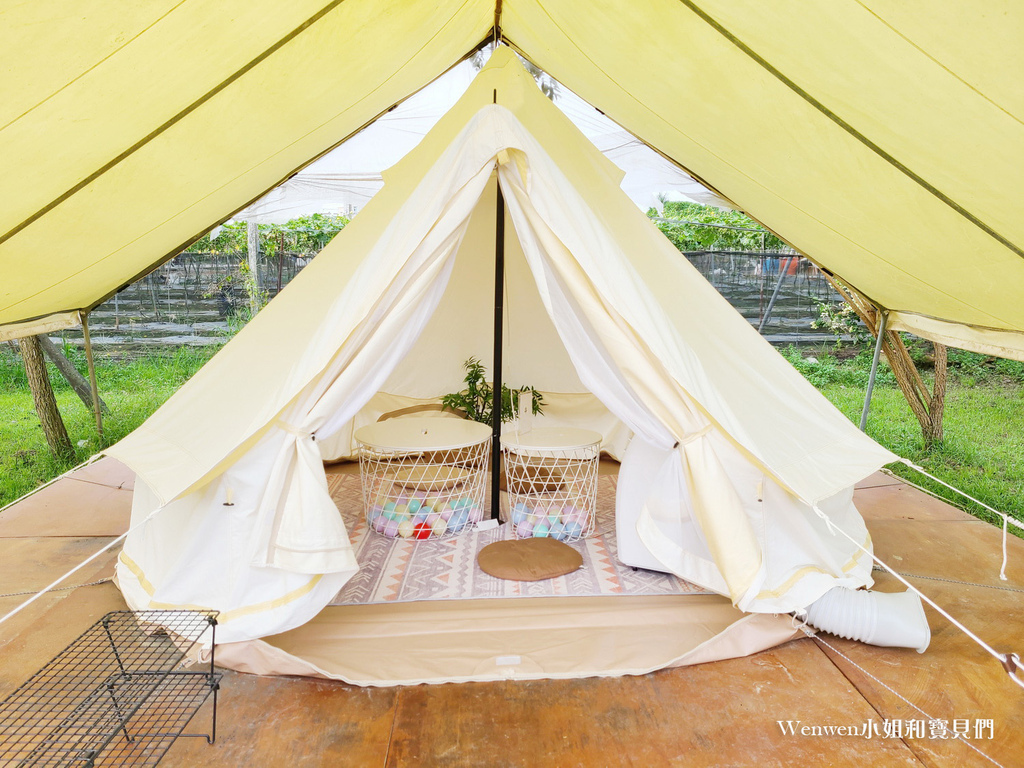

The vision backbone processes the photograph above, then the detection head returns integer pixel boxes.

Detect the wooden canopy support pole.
[81,313,104,440]
[246,220,261,316]
[17,335,74,461]
[825,276,947,446]
[37,334,108,415]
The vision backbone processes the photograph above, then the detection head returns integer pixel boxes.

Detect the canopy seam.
[674,0,1024,260]
[0,0,350,248]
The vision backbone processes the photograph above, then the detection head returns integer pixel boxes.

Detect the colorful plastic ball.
[467,505,483,524]
[383,501,397,512]
[511,503,530,525]
[426,512,441,526]
[407,498,422,514]
[430,517,448,537]
[394,503,411,518]
[455,497,472,509]
[562,507,588,526]
[383,519,401,537]
[440,508,453,521]
[413,521,433,540]
[562,521,584,540]
[426,497,441,511]
[373,515,389,533]
[533,521,550,538]
[516,520,534,538]
[549,522,567,541]
[447,509,470,533]
[397,519,415,538]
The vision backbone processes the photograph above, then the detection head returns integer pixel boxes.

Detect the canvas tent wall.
[2,1,1022,361]
[233,54,727,224]
[103,51,895,683]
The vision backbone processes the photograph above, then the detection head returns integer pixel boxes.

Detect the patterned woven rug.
[327,472,710,606]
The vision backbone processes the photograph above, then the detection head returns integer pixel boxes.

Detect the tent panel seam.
[0,0,350,248]
[673,0,1024,260]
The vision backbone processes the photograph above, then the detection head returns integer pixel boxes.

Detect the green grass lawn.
[0,346,218,507]
[781,346,1024,532]
[823,381,1024,529]
[2,343,1022,537]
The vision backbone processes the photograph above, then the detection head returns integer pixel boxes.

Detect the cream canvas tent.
[233,54,726,223]
[1,1,1022,357]
[96,50,908,685]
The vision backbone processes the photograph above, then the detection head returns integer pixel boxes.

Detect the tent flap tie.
[274,419,313,440]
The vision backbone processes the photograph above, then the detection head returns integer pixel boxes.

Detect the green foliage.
[810,299,870,348]
[778,346,895,389]
[945,348,1024,384]
[649,201,787,252]
[820,379,1024,533]
[441,357,546,425]
[237,259,268,316]
[0,345,219,507]
[185,213,349,258]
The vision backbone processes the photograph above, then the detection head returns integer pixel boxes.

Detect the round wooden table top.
[501,427,602,452]
[354,416,491,452]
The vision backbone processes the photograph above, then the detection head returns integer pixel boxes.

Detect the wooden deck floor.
[1,459,1021,767]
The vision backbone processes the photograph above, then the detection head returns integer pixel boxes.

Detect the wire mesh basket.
[502,428,601,542]
[355,418,492,540]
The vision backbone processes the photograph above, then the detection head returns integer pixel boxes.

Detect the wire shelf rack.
[0,610,221,767]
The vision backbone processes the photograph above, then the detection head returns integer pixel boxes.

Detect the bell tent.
[93,50,920,684]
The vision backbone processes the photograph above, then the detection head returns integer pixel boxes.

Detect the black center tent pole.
[490,170,505,520]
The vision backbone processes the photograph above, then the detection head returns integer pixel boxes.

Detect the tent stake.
[859,310,888,431]
[491,177,506,519]
[82,313,104,439]
[757,255,791,332]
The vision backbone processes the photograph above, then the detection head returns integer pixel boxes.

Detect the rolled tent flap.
[250,428,356,574]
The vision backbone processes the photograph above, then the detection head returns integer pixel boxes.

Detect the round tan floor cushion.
[477,538,584,581]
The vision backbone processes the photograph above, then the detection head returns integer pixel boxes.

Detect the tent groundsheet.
[210,597,800,687]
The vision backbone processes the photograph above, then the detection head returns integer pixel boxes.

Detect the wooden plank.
[854,483,978,522]
[0,478,131,538]
[809,513,1024,766]
[868,517,1024,586]
[385,640,922,767]
[161,673,398,767]
[0,579,125,696]
[68,456,136,491]
[855,470,905,490]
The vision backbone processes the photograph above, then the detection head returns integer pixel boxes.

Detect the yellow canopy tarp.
[1,1,1021,356]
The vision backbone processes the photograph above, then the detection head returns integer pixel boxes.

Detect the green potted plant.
[441,357,545,424]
